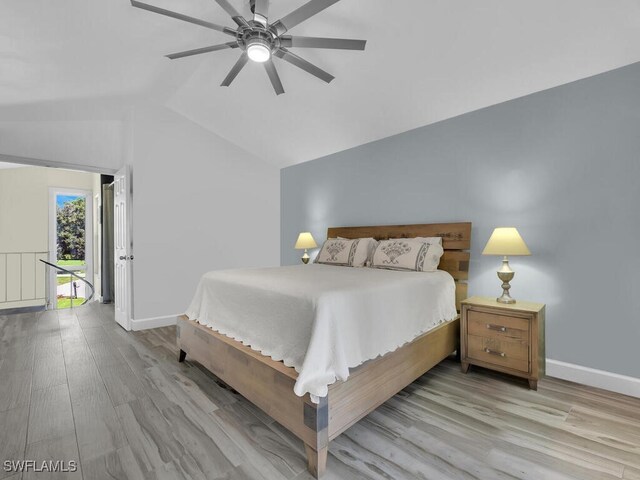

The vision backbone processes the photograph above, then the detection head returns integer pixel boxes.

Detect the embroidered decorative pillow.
[315,238,378,267]
[315,238,361,266]
[371,238,444,272]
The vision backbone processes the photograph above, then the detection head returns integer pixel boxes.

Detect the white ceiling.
[2,0,640,166]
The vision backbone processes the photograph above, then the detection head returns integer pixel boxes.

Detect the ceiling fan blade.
[213,0,240,18]
[253,0,269,24]
[264,59,284,95]
[279,36,366,50]
[212,0,247,27]
[274,48,334,83]
[166,41,238,60]
[130,0,236,36]
[221,52,249,86]
[271,0,340,35]
[233,16,250,28]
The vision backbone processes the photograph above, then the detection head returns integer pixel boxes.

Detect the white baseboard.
[130,313,179,331]
[546,359,640,399]
[0,299,46,310]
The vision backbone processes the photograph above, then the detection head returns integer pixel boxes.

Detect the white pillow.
[370,238,444,272]
[316,237,377,267]
[337,237,378,267]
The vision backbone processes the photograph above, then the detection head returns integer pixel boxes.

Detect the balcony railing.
[0,251,48,307]
[40,259,94,307]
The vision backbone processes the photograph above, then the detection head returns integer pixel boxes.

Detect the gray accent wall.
[281,62,640,379]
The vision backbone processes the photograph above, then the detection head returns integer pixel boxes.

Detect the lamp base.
[497,292,516,304]
[496,256,516,304]
[301,250,310,264]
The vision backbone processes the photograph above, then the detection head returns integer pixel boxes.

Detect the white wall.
[130,106,280,324]
[0,120,125,173]
[0,166,96,252]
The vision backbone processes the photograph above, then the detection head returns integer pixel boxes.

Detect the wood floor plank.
[405,378,640,470]
[81,326,112,346]
[22,434,81,480]
[398,425,516,479]
[624,466,640,479]
[35,313,59,337]
[97,362,147,406]
[34,334,63,359]
[71,393,127,463]
[87,341,127,368]
[212,402,306,480]
[82,445,146,480]
[76,311,104,330]
[291,457,370,480]
[487,445,622,480]
[0,369,32,413]
[31,350,67,391]
[159,405,236,478]
[65,356,106,403]
[330,429,420,480]
[564,406,640,451]
[115,397,199,477]
[27,384,75,445]
[0,344,35,375]
[0,406,29,480]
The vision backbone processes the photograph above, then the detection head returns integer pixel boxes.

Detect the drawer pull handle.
[485,348,506,357]
[486,324,507,332]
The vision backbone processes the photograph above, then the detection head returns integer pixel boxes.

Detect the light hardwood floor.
[1,303,639,479]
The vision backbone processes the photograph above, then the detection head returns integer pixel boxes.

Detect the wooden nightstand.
[460,296,545,389]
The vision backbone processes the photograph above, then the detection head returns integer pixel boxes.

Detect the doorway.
[0,155,131,328]
[49,188,93,309]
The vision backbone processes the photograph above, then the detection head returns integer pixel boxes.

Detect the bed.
[177,222,471,477]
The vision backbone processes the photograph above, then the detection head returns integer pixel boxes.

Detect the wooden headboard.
[327,222,472,312]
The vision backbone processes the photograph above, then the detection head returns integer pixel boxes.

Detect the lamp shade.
[295,232,318,250]
[482,227,531,256]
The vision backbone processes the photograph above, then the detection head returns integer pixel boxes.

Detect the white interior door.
[114,166,133,330]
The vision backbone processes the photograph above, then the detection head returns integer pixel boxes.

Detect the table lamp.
[295,232,317,264]
[482,227,531,304]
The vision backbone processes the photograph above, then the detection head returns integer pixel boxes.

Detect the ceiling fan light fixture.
[247,38,271,63]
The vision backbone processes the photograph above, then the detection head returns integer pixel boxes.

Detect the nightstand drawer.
[467,335,529,373]
[467,310,529,343]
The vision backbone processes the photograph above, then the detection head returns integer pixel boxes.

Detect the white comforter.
[185,264,457,401]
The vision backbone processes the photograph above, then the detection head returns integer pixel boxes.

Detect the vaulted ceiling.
[2,0,640,166]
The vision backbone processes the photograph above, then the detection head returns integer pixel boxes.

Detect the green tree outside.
[57,197,86,261]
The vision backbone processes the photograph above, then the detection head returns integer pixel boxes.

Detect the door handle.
[119,255,134,261]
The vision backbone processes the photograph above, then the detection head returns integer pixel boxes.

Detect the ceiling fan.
[130,0,367,95]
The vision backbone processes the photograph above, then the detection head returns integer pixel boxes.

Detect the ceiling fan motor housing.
[239,24,276,53]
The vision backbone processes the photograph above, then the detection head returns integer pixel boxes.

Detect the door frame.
[48,187,94,308]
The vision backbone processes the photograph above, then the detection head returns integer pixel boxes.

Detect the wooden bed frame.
[177,222,471,477]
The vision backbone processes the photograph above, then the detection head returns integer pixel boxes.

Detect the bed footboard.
[177,316,329,476]
[177,316,459,477]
